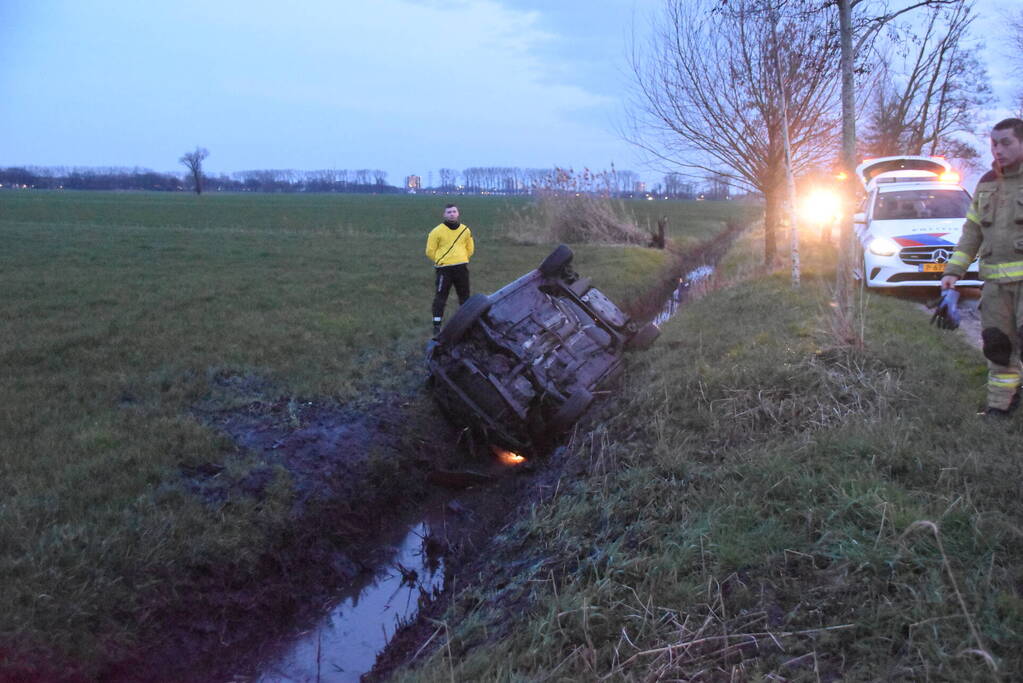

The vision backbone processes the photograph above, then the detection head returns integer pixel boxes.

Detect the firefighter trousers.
[980,280,1023,410]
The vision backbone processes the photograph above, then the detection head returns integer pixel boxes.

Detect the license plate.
[922,263,945,272]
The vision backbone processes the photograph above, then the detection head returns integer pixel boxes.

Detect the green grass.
[398,239,1023,681]
[0,190,747,671]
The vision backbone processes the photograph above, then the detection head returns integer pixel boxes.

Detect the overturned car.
[426,245,660,454]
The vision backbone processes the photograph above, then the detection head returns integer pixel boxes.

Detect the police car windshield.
[874,189,970,220]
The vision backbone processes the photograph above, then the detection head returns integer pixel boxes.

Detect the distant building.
[405,175,422,191]
[634,181,646,193]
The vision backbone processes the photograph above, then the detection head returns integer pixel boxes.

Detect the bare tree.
[861,1,991,167]
[626,0,840,266]
[437,168,457,191]
[179,146,209,195]
[1008,7,1023,115]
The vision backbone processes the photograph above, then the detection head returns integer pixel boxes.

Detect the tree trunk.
[764,186,781,267]
[835,0,856,316]
[772,8,800,287]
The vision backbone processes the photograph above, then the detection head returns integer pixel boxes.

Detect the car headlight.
[867,237,900,257]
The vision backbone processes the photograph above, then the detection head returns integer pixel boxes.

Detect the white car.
[853,156,981,288]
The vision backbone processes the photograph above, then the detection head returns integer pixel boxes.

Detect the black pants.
[432,263,470,320]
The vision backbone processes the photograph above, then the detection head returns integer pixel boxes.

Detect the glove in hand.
[930,289,960,330]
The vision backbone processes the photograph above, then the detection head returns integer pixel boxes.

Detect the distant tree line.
[427,166,714,198]
[0,166,186,191]
[0,166,400,194]
[0,164,722,200]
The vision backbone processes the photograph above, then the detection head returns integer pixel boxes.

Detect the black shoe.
[979,406,1013,418]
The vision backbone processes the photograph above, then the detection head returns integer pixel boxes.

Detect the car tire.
[550,388,594,433]
[625,322,660,351]
[436,294,491,345]
[539,244,574,276]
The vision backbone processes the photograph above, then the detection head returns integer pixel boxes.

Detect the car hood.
[866,218,963,246]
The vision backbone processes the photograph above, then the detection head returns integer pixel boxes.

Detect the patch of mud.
[191,393,383,512]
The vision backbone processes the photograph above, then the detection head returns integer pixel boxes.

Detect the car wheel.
[436,294,491,345]
[550,388,594,432]
[539,244,574,276]
[625,322,660,351]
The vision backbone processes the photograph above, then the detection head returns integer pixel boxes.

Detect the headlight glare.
[868,237,900,257]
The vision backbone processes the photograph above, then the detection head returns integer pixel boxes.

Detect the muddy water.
[255,504,449,682]
[653,264,715,326]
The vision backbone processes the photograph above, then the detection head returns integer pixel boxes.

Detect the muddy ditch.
[92,228,743,682]
[365,230,743,681]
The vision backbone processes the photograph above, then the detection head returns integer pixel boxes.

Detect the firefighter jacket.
[944,163,1023,281]
[426,223,474,267]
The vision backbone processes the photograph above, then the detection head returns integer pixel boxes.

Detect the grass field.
[399,231,1023,680]
[0,190,751,671]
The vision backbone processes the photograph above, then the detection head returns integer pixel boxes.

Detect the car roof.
[856,155,951,190]
[875,181,965,194]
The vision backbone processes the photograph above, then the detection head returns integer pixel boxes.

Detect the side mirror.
[853,212,866,225]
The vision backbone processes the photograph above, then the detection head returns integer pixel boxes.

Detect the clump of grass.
[510,192,647,245]
[505,168,647,245]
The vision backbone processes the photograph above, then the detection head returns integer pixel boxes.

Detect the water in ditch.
[653,264,715,326]
[255,505,449,682]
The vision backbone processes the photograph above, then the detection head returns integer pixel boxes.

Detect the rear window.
[873,189,970,220]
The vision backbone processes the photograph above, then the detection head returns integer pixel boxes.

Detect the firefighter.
[941,118,1023,416]
[425,204,475,336]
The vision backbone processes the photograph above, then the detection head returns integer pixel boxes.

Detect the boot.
[979,390,1020,418]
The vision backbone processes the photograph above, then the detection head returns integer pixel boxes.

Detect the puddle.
[255,508,448,682]
[653,264,715,326]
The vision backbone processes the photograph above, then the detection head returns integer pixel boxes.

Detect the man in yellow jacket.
[942,118,1023,416]
[425,203,475,335]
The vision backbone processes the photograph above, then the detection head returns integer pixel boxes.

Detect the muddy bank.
[363,441,589,682]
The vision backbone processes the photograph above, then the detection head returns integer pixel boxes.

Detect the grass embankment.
[0,190,749,671]
[399,234,1023,680]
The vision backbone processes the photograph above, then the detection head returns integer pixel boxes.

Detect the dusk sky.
[1,0,1018,186]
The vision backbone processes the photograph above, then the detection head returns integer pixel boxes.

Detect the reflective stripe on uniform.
[966,209,980,224]
[948,250,972,267]
[988,372,1021,388]
[980,261,1023,281]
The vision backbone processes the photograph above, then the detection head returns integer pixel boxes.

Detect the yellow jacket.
[426,223,475,266]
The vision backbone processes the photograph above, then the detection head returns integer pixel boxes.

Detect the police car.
[854,156,981,288]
